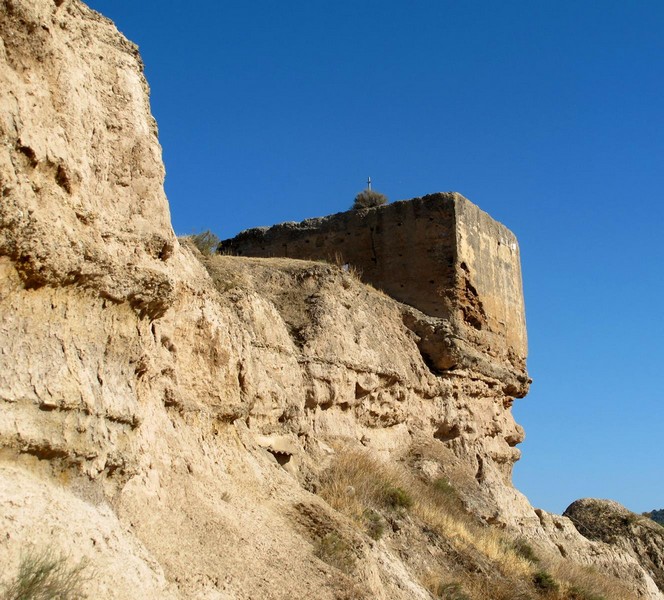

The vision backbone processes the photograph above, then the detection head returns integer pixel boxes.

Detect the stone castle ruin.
[220,192,530,397]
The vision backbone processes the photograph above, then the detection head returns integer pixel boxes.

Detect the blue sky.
[85,1,663,514]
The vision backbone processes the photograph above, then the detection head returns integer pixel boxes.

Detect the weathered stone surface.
[0,0,176,319]
[0,465,177,599]
[219,193,529,397]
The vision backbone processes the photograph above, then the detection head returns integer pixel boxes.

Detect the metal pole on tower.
[367,176,372,190]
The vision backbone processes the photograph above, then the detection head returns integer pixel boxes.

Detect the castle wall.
[220,194,458,318]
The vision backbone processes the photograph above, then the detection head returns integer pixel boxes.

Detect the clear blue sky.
[86,1,663,515]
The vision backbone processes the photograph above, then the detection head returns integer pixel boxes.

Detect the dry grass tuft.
[319,449,533,580]
[428,578,472,600]
[2,548,89,600]
[187,230,220,256]
[544,558,633,600]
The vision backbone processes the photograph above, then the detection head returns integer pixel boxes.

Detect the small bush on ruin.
[189,230,220,255]
[351,189,388,210]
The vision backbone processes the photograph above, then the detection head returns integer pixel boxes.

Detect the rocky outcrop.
[0,1,662,599]
[0,3,528,596]
[524,506,663,599]
[564,499,664,592]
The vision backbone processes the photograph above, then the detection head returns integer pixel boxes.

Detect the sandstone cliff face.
[0,0,175,318]
[0,2,661,599]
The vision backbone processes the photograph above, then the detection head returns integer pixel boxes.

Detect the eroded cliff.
[0,1,661,599]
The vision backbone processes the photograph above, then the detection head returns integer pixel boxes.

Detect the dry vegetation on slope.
[313,444,632,600]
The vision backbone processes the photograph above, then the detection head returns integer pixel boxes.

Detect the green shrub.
[314,532,356,574]
[352,189,388,210]
[429,478,470,518]
[2,549,89,600]
[432,478,456,496]
[432,478,461,504]
[533,570,558,592]
[364,509,385,540]
[190,230,220,255]
[511,538,540,564]
[383,486,413,510]
[568,586,607,600]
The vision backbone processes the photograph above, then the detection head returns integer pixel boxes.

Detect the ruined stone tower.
[220,192,529,397]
